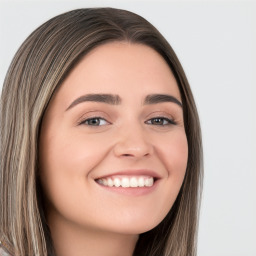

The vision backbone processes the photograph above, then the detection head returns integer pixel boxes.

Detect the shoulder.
[0,241,13,256]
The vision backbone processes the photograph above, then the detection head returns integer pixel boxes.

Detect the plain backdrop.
[0,1,255,256]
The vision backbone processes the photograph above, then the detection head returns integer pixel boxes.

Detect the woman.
[0,8,203,256]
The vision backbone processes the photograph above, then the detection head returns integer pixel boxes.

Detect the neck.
[48,212,139,256]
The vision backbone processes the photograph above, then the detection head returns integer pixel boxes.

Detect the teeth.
[130,177,138,187]
[145,177,154,187]
[121,177,130,188]
[107,178,113,187]
[113,178,121,187]
[138,177,144,187]
[103,179,108,186]
[97,176,154,188]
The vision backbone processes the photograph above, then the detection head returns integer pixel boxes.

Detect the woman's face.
[39,42,188,235]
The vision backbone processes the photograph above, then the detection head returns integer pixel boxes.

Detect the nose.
[113,125,154,158]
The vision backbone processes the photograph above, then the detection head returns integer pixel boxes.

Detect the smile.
[96,175,154,188]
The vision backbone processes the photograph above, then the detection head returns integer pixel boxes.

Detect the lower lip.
[95,179,160,196]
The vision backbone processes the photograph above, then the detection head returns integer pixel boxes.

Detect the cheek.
[39,130,111,202]
[168,132,188,190]
[158,129,188,176]
[40,130,106,174]
[154,129,188,205]
[39,131,108,224]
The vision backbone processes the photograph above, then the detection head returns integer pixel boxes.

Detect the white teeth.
[107,178,113,187]
[121,177,130,188]
[130,177,138,187]
[145,177,154,187]
[97,176,155,188]
[138,177,144,187]
[103,179,108,186]
[113,178,121,187]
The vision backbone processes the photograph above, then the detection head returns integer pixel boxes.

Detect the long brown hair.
[0,8,203,256]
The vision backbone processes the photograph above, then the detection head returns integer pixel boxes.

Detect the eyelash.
[79,116,176,126]
[145,117,176,126]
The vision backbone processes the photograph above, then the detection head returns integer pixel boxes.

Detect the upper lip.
[94,169,162,180]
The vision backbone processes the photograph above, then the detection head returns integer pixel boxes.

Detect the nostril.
[121,152,150,157]
[114,141,153,158]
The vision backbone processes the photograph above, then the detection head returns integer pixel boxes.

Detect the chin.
[102,213,165,235]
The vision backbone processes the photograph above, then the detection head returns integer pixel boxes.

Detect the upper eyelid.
[77,111,111,123]
[145,111,176,120]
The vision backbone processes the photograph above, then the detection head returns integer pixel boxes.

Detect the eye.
[79,117,110,126]
[145,117,176,126]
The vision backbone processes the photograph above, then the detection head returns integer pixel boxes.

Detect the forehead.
[53,42,181,106]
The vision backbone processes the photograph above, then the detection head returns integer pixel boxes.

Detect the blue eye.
[146,117,176,126]
[80,117,109,126]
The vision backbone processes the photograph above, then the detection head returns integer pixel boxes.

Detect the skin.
[39,42,188,256]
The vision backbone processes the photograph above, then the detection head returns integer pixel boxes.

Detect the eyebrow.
[66,94,121,111]
[65,93,182,111]
[144,94,182,107]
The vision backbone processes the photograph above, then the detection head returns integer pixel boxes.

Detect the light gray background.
[0,1,255,255]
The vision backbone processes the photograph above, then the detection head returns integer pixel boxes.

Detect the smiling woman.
[0,8,203,256]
